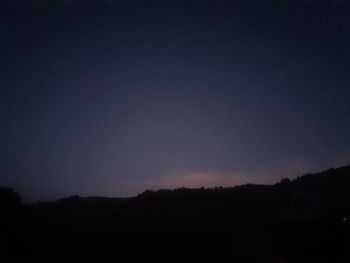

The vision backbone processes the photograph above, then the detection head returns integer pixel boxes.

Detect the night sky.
[1,0,350,202]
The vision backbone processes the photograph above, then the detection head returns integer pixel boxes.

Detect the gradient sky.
[1,0,350,202]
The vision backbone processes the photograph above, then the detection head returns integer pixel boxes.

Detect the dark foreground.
[1,165,350,262]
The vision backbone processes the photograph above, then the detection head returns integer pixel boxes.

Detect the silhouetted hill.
[42,165,350,224]
[1,165,349,262]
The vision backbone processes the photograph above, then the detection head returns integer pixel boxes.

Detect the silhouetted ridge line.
[1,164,349,262]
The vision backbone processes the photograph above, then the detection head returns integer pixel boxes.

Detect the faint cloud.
[114,151,350,196]
[125,168,269,192]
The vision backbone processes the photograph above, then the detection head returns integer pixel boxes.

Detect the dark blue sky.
[1,0,350,201]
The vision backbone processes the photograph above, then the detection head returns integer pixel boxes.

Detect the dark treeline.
[1,165,350,262]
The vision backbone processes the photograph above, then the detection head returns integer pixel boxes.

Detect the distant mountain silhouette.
[1,165,349,262]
